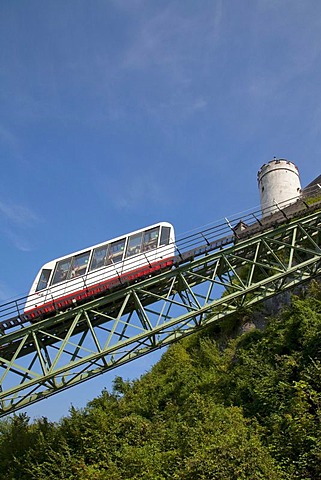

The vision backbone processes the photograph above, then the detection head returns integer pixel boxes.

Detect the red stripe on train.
[24,258,173,321]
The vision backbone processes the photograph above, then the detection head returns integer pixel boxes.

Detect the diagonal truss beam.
[0,209,320,416]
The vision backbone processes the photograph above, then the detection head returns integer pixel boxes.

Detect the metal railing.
[0,192,320,333]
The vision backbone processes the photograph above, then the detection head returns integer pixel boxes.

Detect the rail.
[1,192,320,334]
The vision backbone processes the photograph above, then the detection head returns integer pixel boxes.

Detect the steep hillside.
[0,281,321,479]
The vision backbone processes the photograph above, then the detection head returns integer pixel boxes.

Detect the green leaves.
[1,281,321,479]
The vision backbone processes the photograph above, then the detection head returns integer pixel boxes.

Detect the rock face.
[237,281,318,336]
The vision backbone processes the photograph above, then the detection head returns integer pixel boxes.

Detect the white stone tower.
[257,159,302,217]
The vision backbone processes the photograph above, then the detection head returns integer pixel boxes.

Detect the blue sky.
[1,0,320,420]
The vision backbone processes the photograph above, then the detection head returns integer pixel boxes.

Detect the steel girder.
[0,209,320,416]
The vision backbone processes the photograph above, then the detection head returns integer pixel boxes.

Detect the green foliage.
[306,195,321,205]
[1,281,321,479]
[219,281,321,479]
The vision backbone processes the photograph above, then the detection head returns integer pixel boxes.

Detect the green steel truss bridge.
[0,197,321,417]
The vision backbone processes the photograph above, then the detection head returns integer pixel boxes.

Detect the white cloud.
[3,228,34,252]
[0,201,39,228]
[104,172,171,211]
[0,281,15,303]
[0,200,40,251]
[1,2,223,129]
[0,124,23,161]
[122,2,222,73]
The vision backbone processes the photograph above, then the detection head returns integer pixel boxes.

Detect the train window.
[70,252,90,278]
[126,233,142,257]
[109,238,125,263]
[90,244,109,271]
[36,269,51,292]
[160,226,171,246]
[51,258,72,285]
[142,227,159,251]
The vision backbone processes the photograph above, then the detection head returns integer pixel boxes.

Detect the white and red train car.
[24,222,175,321]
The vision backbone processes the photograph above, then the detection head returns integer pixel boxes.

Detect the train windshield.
[36,269,51,292]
